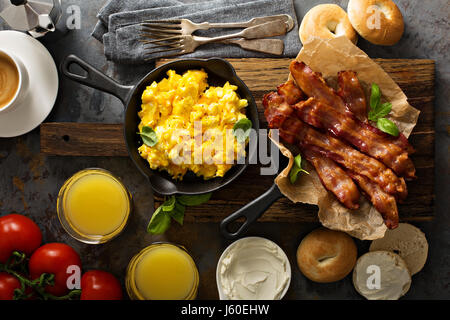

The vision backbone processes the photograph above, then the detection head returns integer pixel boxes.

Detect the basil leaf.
[177,193,212,206]
[162,196,176,212]
[289,167,301,184]
[369,102,392,122]
[370,83,381,111]
[138,126,158,147]
[289,154,309,184]
[169,201,186,225]
[147,206,171,235]
[377,118,400,137]
[294,153,302,168]
[232,118,252,144]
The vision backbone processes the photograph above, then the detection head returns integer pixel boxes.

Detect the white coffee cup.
[0,49,29,115]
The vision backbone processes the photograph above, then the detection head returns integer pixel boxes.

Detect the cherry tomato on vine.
[28,243,82,297]
[0,272,21,300]
[0,214,42,263]
[80,270,123,300]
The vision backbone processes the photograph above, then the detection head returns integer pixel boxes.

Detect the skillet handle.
[61,54,133,105]
[220,183,283,240]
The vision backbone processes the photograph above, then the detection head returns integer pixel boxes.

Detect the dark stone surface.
[0,0,448,299]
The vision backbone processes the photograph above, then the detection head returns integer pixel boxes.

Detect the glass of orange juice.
[126,243,199,300]
[57,168,132,244]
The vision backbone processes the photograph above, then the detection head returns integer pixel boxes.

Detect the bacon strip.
[264,92,407,200]
[263,91,360,210]
[303,149,360,210]
[361,122,415,155]
[264,81,305,129]
[337,71,367,122]
[292,61,415,154]
[297,127,407,200]
[277,80,305,104]
[289,60,348,114]
[346,170,399,229]
[265,66,412,229]
[294,97,416,179]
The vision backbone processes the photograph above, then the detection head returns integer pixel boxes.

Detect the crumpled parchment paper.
[271,36,420,240]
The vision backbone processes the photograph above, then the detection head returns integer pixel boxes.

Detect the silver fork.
[144,37,284,58]
[141,21,287,60]
[140,14,294,38]
[142,21,287,60]
[142,20,287,59]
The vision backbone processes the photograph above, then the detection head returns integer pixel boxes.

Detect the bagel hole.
[326,21,338,34]
[317,255,336,263]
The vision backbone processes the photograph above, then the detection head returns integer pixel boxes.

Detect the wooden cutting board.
[40,58,435,222]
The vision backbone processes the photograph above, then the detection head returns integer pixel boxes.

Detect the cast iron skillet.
[61,55,259,195]
[220,150,288,239]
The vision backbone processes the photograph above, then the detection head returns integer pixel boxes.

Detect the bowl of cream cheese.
[216,237,291,300]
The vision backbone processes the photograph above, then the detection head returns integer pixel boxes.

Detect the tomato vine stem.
[0,251,81,300]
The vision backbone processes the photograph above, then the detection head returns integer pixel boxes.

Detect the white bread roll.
[353,251,411,300]
[347,0,404,45]
[370,223,428,275]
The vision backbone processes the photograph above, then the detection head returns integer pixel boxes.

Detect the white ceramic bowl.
[216,236,291,300]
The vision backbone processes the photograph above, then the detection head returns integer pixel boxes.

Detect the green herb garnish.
[376,118,400,137]
[147,193,212,235]
[161,195,176,212]
[177,193,212,206]
[169,201,186,225]
[289,154,309,184]
[368,84,399,137]
[147,206,171,235]
[232,118,252,144]
[368,102,392,121]
[369,83,381,115]
[137,126,158,147]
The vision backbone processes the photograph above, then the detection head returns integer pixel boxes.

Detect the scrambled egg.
[138,69,249,180]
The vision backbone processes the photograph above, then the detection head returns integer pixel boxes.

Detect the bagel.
[353,251,411,300]
[296,228,357,283]
[299,4,358,45]
[347,0,404,45]
[370,223,428,275]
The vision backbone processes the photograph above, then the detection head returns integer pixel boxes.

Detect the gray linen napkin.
[92,0,181,41]
[96,0,300,64]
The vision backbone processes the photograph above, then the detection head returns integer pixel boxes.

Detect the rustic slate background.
[0,0,448,299]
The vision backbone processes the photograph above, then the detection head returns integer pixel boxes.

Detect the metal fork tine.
[141,32,180,40]
[141,27,182,36]
[140,26,182,37]
[141,40,183,49]
[141,19,182,24]
[140,37,183,48]
[141,31,179,39]
[141,25,181,31]
[140,23,182,29]
[139,35,182,45]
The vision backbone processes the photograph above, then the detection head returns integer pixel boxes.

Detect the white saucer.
[0,31,58,138]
